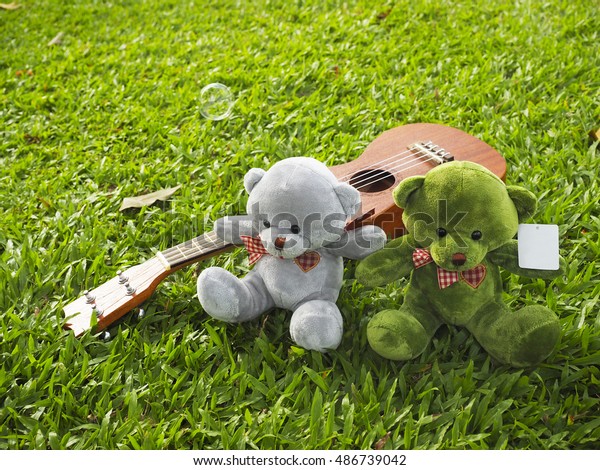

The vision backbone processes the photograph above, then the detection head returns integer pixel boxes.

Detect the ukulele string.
[352,153,439,191]
[157,231,227,271]
[344,148,431,190]
[92,234,222,311]
[161,231,226,264]
[162,237,201,261]
[80,236,210,324]
[338,149,426,188]
[336,146,421,183]
[104,231,223,309]
[93,258,167,313]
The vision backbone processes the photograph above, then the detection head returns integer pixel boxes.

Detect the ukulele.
[63,123,506,337]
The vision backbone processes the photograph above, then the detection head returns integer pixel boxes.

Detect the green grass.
[1,0,599,450]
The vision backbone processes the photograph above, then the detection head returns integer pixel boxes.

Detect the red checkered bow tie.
[240,236,321,273]
[412,248,486,289]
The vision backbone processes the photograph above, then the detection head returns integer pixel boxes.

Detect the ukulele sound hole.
[349,169,395,193]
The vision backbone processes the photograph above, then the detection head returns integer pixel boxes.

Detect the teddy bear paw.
[367,309,431,361]
[289,300,343,352]
[197,267,243,322]
[358,226,387,251]
[507,306,561,367]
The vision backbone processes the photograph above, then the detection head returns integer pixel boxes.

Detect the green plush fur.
[356,161,564,367]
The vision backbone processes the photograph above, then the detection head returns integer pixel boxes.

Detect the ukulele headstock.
[63,257,168,336]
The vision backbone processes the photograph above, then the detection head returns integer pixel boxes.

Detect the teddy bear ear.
[334,183,361,217]
[506,186,537,221]
[393,175,425,208]
[243,168,267,194]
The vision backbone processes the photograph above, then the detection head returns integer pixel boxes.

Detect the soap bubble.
[199,83,234,120]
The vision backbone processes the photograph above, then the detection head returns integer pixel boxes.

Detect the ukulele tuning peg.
[137,308,145,320]
[102,331,111,341]
[117,270,136,295]
[92,304,103,318]
[117,270,128,284]
[84,290,95,304]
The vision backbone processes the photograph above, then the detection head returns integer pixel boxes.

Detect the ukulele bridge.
[410,141,454,164]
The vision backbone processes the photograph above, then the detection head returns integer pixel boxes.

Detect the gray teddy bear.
[197,157,387,351]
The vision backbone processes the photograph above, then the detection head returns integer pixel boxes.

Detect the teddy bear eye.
[471,230,482,240]
[436,227,447,238]
[291,225,300,234]
[263,220,270,228]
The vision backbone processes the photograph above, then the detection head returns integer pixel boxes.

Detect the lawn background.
[1,0,599,449]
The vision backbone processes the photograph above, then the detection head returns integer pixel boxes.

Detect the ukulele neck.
[157,230,233,271]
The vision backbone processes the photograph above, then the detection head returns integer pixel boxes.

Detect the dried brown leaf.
[376,7,393,21]
[373,431,391,450]
[119,185,181,211]
[48,32,64,46]
[0,3,21,10]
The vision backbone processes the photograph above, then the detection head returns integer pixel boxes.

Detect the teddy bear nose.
[274,237,286,250]
[452,253,467,266]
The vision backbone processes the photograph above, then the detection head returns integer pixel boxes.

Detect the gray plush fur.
[197,157,387,351]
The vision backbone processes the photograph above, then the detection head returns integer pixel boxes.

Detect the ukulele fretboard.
[158,230,233,270]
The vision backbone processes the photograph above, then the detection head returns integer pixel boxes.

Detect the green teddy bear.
[356,161,564,367]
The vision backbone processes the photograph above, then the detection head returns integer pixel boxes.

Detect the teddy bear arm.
[487,240,565,279]
[355,235,416,287]
[324,225,387,260]
[214,215,256,245]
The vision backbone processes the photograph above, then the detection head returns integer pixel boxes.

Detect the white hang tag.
[518,224,560,270]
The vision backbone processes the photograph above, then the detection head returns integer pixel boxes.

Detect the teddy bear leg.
[197,267,274,323]
[467,301,561,367]
[367,306,443,361]
[289,300,344,352]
